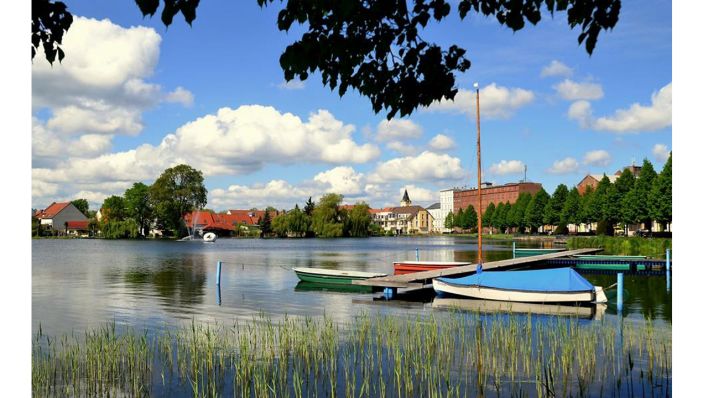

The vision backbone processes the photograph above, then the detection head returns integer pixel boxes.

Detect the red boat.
[393,261,472,275]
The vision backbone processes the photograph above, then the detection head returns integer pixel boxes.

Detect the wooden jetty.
[354,248,603,294]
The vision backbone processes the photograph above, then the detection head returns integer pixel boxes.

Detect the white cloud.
[209,180,312,210]
[583,150,612,167]
[540,60,573,78]
[428,134,455,151]
[426,84,535,119]
[278,79,306,90]
[568,83,672,133]
[376,119,423,141]
[33,118,113,168]
[368,151,466,183]
[170,106,380,175]
[387,141,418,156]
[31,106,382,207]
[652,144,671,162]
[33,17,193,139]
[489,160,525,176]
[313,166,364,195]
[399,185,436,204]
[554,79,604,101]
[165,87,194,106]
[547,157,580,174]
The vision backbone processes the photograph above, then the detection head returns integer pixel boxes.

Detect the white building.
[426,203,443,233]
[439,188,458,233]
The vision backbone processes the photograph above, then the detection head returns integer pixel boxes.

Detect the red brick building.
[453,182,543,213]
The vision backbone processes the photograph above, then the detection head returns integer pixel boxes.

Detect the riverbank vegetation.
[466,156,672,237]
[33,311,671,397]
[568,236,672,258]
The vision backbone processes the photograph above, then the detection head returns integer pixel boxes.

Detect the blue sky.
[31,0,672,211]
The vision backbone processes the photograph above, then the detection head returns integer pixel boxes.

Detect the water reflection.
[32,237,672,336]
[123,257,207,308]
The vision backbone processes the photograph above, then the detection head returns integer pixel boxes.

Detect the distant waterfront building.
[453,182,543,213]
[426,202,443,233]
[439,188,459,233]
[35,202,89,235]
[370,191,434,234]
[577,165,641,195]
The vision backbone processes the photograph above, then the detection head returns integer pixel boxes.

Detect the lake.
[32,236,671,336]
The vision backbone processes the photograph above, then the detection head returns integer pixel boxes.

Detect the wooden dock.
[353,248,603,291]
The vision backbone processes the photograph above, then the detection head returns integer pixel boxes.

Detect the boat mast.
[475,82,483,265]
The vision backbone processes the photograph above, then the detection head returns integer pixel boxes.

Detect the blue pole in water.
[617,273,624,313]
[512,241,516,259]
[666,249,671,291]
[216,284,222,306]
[416,248,420,261]
[216,260,222,286]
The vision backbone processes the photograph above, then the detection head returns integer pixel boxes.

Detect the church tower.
[400,189,412,207]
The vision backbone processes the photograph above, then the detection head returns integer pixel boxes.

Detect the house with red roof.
[35,202,89,235]
[183,209,283,237]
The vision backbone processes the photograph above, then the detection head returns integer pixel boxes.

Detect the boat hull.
[433,279,607,304]
[432,297,606,320]
[393,261,470,275]
[293,267,386,286]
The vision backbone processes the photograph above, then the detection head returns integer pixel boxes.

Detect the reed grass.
[33,311,671,397]
[567,236,672,258]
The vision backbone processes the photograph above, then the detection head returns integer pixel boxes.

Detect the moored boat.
[432,267,607,304]
[293,267,387,285]
[393,261,471,275]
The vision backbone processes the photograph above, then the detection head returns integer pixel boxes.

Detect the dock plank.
[353,248,602,288]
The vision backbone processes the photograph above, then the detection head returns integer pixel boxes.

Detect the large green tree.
[561,187,582,230]
[509,193,532,233]
[346,203,372,237]
[312,193,345,237]
[33,0,621,119]
[525,189,549,233]
[650,153,672,230]
[124,182,153,236]
[543,184,568,227]
[101,195,126,221]
[627,159,658,231]
[482,202,496,232]
[149,164,208,234]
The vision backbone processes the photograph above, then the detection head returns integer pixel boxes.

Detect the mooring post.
[617,272,624,313]
[216,260,222,286]
[512,241,516,259]
[216,284,222,306]
[416,248,420,261]
[383,287,397,300]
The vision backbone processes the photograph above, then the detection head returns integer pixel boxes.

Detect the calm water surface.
[32,236,671,336]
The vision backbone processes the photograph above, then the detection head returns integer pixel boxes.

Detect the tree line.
[268,194,380,238]
[454,155,671,236]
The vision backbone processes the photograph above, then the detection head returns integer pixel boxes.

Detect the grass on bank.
[567,236,672,258]
[33,311,671,397]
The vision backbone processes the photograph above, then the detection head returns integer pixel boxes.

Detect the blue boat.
[432,267,607,304]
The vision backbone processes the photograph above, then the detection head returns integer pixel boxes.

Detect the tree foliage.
[124,182,153,236]
[561,187,581,227]
[149,164,208,233]
[312,193,345,237]
[543,184,568,226]
[101,195,126,222]
[650,152,672,228]
[525,188,549,232]
[482,202,495,230]
[33,0,621,119]
[346,203,372,237]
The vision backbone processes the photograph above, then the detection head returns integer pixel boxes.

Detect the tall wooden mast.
[475,83,483,265]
